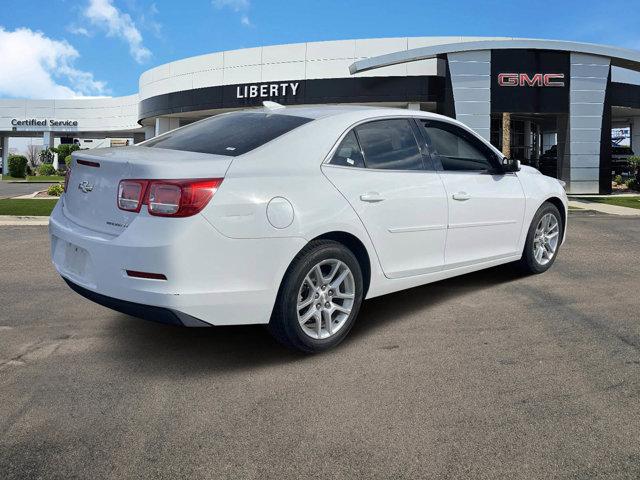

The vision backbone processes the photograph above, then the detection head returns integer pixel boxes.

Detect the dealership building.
[2,36,640,194]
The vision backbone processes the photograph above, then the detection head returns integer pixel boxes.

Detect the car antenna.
[263,101,285,110]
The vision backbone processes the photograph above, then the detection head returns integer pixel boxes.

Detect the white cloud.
[213,0,252,27]
[212,0,250,11]
[67,25,91,36]
[83,0,151,63]
[0,27,108,99]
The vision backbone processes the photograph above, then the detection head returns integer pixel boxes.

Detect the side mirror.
[502,157,521,173]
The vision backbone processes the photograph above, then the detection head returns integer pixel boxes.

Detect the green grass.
[576,196,640,210]
[1,175,63,182]
[0,199,58,216]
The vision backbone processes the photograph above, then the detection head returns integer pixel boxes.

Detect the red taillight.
[126,270,167,280]
[117,178,222,217]
[118,180,148,212]
[147,179,222,217]
[148,183,182,215]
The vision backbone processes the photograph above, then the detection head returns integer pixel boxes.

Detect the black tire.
[268,240,364,353]
[519,202,563,274]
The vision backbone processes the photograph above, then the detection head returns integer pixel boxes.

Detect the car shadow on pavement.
[103,263,525,373]
[352,263,525,339]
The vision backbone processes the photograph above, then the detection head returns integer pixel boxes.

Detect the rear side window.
[142,112,312,157]
[330,131,365,167]
[355,119,423,170]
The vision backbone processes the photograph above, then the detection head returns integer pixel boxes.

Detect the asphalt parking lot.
[0,181,55,199]
[1,213,639,479]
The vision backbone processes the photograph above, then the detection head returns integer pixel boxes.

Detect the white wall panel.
[223,65,261,85]
[192,69,224,89]
[224,47,262,68]
[568,52,610,194]
[262,43,306,63]
[355,38,407,58]
[305,59,353,79]
[262,62,306,82]
[448,50,491,140]
[305,40,356,61]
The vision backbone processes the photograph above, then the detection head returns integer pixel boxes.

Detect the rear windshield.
[142,112,312,157]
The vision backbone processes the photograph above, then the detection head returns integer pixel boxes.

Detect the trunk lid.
[63,146,233,235]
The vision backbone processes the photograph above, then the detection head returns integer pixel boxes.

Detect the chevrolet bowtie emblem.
[78,180,94,193]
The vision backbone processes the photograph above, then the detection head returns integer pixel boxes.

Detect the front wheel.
[268,240,364,353]
[520,202,563,274]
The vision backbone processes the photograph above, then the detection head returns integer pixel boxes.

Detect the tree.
[54,143,80,161]
[26,144,40,168]
[39,148,54,164]
[628,156,640,180]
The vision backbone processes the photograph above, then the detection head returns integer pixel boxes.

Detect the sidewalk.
[568,198,640,216]
[0,215,49,226]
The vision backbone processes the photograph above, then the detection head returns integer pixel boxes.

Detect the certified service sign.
[11,119,79,127]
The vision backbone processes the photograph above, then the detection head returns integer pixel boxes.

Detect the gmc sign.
[498,73,566,87]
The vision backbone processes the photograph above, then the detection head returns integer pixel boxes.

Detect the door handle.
[452,191,471,201]
[359,192,385,203]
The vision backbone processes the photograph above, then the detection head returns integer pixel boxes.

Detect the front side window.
[419,120,496,172]
[355,119,424,170]
[330,131,365,167]
[142,112,312,157]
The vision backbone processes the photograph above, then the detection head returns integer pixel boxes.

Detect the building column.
[501,113,511,158]
[155,117,180,136]
[1,136,9,176]
[43,131,57,169]
[523,120,532,162]
[567,53,611,194]
[447,50,491,141]
[143,126,155,140]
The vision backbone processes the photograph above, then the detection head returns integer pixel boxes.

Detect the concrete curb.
[567,199,640,216]
[0,215,50,226]
[11,192,58,199]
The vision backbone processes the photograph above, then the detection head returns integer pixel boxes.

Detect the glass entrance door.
[490,113,569,180]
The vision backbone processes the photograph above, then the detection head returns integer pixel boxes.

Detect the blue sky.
[1,0,639,98]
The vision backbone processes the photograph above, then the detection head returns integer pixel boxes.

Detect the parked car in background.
[50,105,568,353]
[538,145,558,178]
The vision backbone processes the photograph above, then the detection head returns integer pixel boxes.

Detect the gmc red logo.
[498,73,565,87]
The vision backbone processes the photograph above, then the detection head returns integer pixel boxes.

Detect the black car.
[538,145,558,178]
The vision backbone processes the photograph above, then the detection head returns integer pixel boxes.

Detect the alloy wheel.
[296,259,356,340]
[533,212,560,266]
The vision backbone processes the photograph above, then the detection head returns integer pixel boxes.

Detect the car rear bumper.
[49,197,306,326]
[63,277,210,327]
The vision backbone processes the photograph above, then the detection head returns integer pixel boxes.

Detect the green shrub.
[613,174,623,185]
[38,163,56,176]
[39,148,54,164]
[55,143,80,162]
[65,154,72,168]
[626,178,639,191]
[47,184,64,196]
[26,165,34,177]
[629,156,640,182]
[7,155,28,178]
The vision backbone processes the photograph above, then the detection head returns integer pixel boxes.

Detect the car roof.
[252,103,447,121]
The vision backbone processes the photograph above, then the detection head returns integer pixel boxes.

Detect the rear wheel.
[520,202,563,274]
[269,240,364,353]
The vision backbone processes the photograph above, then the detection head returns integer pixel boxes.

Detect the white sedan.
[50,105,567,352]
